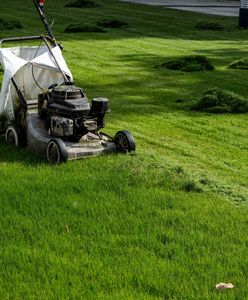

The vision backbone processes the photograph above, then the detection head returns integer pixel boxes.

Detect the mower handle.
[0,35,55,47]
[32,0,57,44]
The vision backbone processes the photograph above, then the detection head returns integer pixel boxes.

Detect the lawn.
[0,0,248,299]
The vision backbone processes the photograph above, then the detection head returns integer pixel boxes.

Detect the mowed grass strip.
[0,0,248,299]
[0,146,247,299]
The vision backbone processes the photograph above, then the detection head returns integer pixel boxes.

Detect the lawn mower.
[0,0,135,163]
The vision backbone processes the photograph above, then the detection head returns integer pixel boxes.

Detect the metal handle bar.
[0,35,55,47]
[32,0,56,44]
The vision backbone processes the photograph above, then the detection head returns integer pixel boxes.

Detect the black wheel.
[114,130,135,153]
[46,138,68,164]
[5,125,26,147]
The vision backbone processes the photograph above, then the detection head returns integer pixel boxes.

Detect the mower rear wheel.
[5,125,26,147]
[114,130,135,153]
[46,139,68,164]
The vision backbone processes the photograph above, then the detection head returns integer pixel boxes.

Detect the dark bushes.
[195,21,224,31]
[65,0,98,8]
[0,18,22,30]
[161,55,214,72]
[97,18,128,28]
[192,88,248,113]
[64,23,106,33]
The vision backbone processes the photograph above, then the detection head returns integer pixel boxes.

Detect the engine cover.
[50,116,74,137]
[47,85,90,118]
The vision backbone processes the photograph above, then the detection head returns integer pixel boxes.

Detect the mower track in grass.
[0,0,248,299]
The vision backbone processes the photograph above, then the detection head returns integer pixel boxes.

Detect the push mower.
[0,0,135,163]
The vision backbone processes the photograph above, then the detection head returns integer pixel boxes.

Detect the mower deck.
[26,113,117,160]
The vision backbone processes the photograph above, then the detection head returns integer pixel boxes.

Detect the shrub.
[65,0,98,8]
[195,21,224,31]
[229,58,248,70]
[97,18,128,28]
[0,18,22,30]
[192,88,248,113]
[64,23,106,33]
[161,55,214,72]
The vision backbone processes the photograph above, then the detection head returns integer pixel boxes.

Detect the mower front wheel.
[5,125,26,147]
[114,130,135,153]
[46,139,68,164]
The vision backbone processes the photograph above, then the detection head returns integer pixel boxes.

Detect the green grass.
[0,0,248,299]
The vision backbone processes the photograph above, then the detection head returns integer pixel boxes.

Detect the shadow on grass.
[51,0,241,43]
[0,136,45,165]
[117,49,248,72]
[70,50,248,118]
[195,48,248,65]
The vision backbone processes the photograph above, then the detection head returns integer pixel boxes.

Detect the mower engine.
[38,84,110,141]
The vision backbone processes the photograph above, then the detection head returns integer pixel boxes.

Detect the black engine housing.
[38,84,109,140]
[47,85,90,118]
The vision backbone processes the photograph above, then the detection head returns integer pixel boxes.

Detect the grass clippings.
[0,18,22,30]
[195,21,224,31]
[1,1,248,299]
[65,0,98,8]
[161,55,214,72]
[192,88,248,113]
[64,23,106,33]
[97,18,128,28]
[229,58,248,70]
[181,180,203,193]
